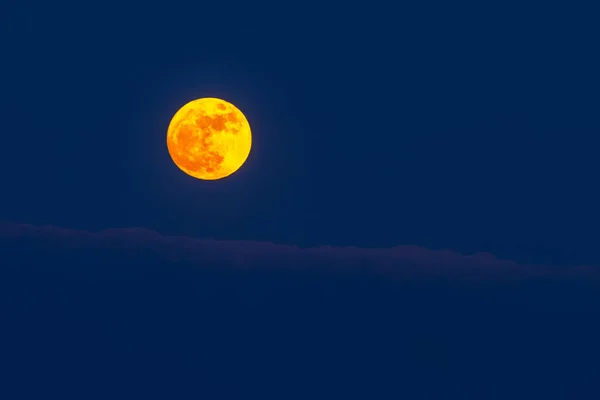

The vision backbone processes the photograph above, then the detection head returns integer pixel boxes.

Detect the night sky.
[1,1,600,398]
[1,2,597,265]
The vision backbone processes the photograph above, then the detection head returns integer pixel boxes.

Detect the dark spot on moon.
[212,115,226,131]
[217,103,226,110]
[195,116,212,128]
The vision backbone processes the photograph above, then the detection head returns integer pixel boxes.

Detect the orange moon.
[166,98,252,180]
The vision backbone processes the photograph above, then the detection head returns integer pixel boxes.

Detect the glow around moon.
[167,98,252,180]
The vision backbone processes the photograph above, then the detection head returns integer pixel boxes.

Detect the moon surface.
[167,98,252,180]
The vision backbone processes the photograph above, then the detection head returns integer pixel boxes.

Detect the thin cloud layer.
[0,223,597,281]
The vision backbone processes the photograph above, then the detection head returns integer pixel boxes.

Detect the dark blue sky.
[1,2,598,265]
[2,4,600,398]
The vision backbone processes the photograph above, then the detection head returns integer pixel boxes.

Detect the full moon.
[166,98,252,180]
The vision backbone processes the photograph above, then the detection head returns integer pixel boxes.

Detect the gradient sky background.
[1,2,598,266]
[2,3,600,398]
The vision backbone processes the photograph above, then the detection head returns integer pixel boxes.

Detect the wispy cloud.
[1,223,597,282]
